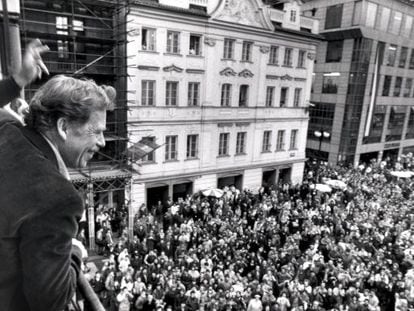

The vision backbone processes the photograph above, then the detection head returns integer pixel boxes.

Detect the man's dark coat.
[0,122,83,311]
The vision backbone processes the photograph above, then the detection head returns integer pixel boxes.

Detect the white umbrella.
[390,171,414,178]
[310,183,332,193]
[324,179,347,190]
[201,188,224,198]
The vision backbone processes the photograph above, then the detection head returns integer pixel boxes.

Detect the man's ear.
[57,117,69,140]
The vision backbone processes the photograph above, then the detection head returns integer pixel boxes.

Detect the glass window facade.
[241,41,253,61]
[283,48,293,66]
[363,105,385,144]
[269,46,279,65]
[399,47,408,68]
[389,11,402,35]
[266,86,274,107]
[326,40,343,62]
[189,34,202,55]
[406,108,414,139]
[386,106,405,141]
[166,81,178,106]
[394,77,402,97]
[386,44,397,66]
[377,7,391,31]
[280,87,288,107]
[325,4,343,29]
[142,28,156,51]
[188,82,200,106]
[382,76,392,96]
[404,78,412,97]
[322,73,340,94]
[365,2,378,27]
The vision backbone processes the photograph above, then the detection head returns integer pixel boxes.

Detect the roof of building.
[273,23,324,40]
[131,0,210,17]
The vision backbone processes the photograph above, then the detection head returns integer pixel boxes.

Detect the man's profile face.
[62,109,107,168]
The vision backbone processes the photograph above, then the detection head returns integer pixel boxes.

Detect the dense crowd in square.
[82,155,414,311]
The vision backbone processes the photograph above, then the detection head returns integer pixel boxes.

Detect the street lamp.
[314,129,330,156]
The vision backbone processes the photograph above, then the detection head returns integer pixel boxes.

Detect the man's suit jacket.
[0,77,21,107]
[0,122,84,311]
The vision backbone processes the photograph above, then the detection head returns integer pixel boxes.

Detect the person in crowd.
[88,155,414,311]
[0,75,115,311]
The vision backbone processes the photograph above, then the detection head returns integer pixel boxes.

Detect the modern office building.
[127,0,321,210]
[302,0,414,166]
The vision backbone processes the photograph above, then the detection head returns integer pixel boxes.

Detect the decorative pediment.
[186,69,205,74]
[137,65,159,71]
[204,37,216,47]
[212,0,274,30]
[294,77,306,82]
[238,69,254,78]
[220,67,237,76]
[266,75,279,80]
[280,74,293,81]
[163,64,183,73]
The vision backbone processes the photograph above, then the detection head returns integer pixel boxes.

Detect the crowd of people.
[82,155,414,311]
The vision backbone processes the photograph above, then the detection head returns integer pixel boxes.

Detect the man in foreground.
[0,75,115,311]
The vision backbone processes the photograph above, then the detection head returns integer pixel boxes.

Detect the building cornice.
[133,158,306,184]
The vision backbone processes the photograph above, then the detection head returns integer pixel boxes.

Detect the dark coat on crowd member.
[0,122,84,311]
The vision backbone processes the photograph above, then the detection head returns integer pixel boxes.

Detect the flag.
[125,138,161,162]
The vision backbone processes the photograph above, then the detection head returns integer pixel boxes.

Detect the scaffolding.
[18,0,135,247]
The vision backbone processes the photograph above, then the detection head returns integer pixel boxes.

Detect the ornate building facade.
[126,0,321,210]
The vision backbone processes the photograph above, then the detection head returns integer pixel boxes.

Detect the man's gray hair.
[25,75,116,132]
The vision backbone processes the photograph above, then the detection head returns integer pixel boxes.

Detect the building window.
[262,131,272,152]
[290,10,297,22]
[188,82,200,106]
[265,86,275,107]
[189,34,202,55]
[280,87,288,107]
[293,88,302,107]
[322,72,340,94]
[218,133,229,156]
[167,31,180,54]
[56,16,69,59]
[221,84,232,107]
[404,78,412,97]
[142,136,156,162]
[403,16,413,37]
[290,129,298,150]
[283,48,293,66]
[186,134,198,159]
[236,132,247,154]
[326,40,343,62]
[386,107,405,141]
[276,130,285,151]
[325,4,343,29]
[241,41,253,61]
[377,7,391,31]
[386,44,397,66]
[141,28,156,51]
[223,38,235,59]
[141,80,155,106]
[365,2,377,27]
[269,46,279,65]
[382,76,392,96]
[73,20,84,32]
[352,1,362,25]
[406,108,414,139]
[399,47,408,68]
[165,135,178,160]
[389,11,402,35]
[298,50,306,67]
[239,85,249,107]
[394,77,403,97]
[409,49,414,69]
[166,81,178,106]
